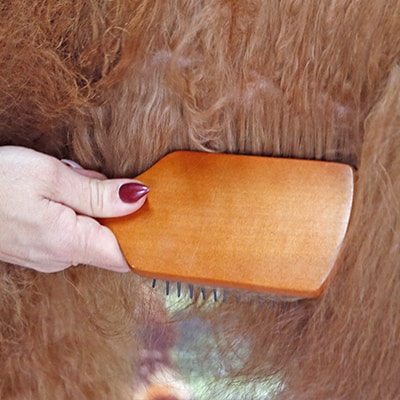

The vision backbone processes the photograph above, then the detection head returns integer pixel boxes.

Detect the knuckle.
[40,159,61,196]
[88,180,105,215]
[46,208,76,261]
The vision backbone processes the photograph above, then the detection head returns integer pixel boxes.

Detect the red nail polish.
[119,182,150,203]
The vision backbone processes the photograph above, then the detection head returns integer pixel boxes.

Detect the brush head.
[102,151,354,299]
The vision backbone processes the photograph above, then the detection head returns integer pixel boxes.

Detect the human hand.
[0,146,149,273]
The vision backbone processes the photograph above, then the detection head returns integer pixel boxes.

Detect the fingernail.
[61,159,83,169]
[119,182,150,203]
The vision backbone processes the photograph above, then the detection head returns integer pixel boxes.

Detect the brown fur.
[1,0,400,398]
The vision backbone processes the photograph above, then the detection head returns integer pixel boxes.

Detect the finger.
[61,159,107,180]
[72,215,131,272]
[50,163,150,218]
[69,168,108,180]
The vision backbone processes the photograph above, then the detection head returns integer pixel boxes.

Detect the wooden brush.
[102,151,354,300]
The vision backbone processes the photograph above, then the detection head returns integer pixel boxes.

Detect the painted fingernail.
[61,159,83,169]
[119,182,150,203]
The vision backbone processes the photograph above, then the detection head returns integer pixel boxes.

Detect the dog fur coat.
[1,1,400,398]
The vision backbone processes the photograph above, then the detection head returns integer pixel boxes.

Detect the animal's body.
[1,1,400,398]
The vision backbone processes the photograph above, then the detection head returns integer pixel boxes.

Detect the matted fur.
[1,1,400,398]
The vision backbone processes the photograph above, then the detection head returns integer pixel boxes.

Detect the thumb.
[51,162,150,218]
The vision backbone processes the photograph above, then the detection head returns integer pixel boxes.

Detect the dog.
[1,1,400,398]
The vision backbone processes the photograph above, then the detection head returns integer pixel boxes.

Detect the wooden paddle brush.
[102,151,354,301]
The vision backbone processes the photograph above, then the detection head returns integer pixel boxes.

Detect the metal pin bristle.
[189,284,194,299]
[150,280,300,307]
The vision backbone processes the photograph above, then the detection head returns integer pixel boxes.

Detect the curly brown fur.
[1,0,400,398]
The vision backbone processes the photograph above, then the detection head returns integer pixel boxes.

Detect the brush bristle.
[151,279,302,306]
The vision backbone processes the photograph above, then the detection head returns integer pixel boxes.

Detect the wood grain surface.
[102,151,354,298]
